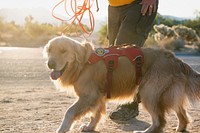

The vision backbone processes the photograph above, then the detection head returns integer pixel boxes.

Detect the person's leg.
[115,0,158,46]
[115,0,145,46]
[108,5,140,121]
[109,0,158,121]
[107,5,121,46]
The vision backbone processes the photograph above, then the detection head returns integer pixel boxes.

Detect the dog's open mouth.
[50,63,68,80]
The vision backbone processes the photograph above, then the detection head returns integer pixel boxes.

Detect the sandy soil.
[0,47,200,133]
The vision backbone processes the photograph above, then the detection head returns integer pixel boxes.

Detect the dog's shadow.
[77,119,149,133]
[111,119,191,133]
[111,118,150,132]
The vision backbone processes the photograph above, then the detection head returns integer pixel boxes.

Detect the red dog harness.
[88,45,144,98]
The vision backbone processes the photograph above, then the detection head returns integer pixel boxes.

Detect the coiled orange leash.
[52,0,99,36]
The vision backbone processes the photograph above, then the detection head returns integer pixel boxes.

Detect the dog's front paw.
[56,128,68,133]
[80,124,95,132]
[133,131,145,133]
[56,128,64,133]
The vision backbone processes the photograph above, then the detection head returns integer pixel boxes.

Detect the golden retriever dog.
[44,35,200,133]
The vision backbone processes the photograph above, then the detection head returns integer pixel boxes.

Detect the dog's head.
[44,36,83,80]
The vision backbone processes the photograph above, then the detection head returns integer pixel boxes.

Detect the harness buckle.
[108,60,114,71]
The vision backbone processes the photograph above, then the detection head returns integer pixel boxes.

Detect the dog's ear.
[72,43,85,64]
[83,42,94,51]
[43,44,49,58]
[82,42,94,63]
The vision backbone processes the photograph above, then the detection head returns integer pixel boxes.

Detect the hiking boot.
[109,101,139,121]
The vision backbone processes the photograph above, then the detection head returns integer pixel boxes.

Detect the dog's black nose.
[48,60,56,69]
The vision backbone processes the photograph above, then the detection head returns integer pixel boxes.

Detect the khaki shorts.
[108,0,158,47]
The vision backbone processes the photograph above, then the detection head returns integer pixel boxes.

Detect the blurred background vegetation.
[98,12,200,52]
[0,12,200,52]
[0,15,88,47]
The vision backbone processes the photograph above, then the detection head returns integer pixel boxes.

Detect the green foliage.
[154,12,200,36]
[154,13,185,27]
[24,16,56,38]
[184,19,200,36]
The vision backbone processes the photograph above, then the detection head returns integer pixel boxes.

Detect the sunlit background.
[0,0,199,48]
[1,0,200,19]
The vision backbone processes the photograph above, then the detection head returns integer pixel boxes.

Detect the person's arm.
[140,0,157,16]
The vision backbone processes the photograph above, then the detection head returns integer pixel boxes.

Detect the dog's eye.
[60,49,66,54]
[48,47,51,53]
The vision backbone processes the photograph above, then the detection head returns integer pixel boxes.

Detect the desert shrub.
[144,35,158,48]
[172,25,199,42]
[58,22,90,36]
[98,24,108,46]
[25,16,55,39]
[158,38,185,51]
[0,15,90,47]
[153,24,176,39]
[154,24,200,52]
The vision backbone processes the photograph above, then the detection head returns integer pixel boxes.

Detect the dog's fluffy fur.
[44,36,200,133]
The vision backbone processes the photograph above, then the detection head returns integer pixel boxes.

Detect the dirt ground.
[0,47,200,133]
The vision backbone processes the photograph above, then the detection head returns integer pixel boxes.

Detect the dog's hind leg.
[174,106,190,132]
[144,105,166,133]
[134,106,166,133]
[134,89,167,133]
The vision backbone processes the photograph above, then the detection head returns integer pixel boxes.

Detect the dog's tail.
[180,61,200,103]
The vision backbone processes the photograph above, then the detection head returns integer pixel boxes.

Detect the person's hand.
[140,0,157,16]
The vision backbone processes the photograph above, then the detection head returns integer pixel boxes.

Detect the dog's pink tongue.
[50,71,62,80]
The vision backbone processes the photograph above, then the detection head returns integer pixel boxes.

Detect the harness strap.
[105,60,114,98]
[135,56,142,85]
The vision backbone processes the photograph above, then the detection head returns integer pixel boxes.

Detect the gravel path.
[0,47,200,133]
